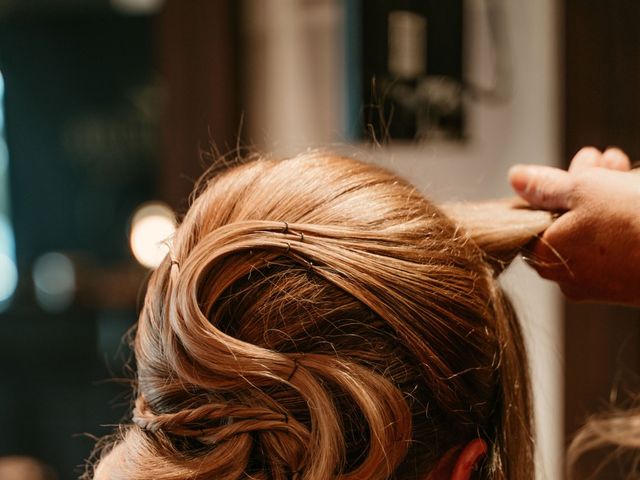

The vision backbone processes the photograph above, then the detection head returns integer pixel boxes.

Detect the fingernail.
[508,165,532,193]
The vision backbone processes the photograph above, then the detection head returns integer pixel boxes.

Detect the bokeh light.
[0,254,17,308]
[0,216,16,311]
[0,70,15,312]
[32,252,76,313]
[129,202,176,268]
[110,0,165,15]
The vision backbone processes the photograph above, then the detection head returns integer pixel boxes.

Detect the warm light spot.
[110,0,165,15]
[129,202,176,268]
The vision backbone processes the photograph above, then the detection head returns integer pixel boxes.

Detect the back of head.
[91,153,535,480]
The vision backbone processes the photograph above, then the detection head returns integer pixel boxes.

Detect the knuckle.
[529,172,553,204]
[566,172,588,204]
[538,190,556,208]
[573,165,599,183]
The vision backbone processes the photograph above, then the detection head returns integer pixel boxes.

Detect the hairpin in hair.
[287,358,300,381]
[281,221,289,233]
[170,258,180,269]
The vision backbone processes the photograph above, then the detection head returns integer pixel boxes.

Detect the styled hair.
[89,152,552,480]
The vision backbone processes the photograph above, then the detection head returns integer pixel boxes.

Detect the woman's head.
[91,152,543,479]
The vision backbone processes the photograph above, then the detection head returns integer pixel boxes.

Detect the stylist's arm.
[509,146,640,306]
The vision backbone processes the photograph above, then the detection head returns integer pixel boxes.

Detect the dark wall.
[0,2,240,478]
[1,10,157,267]
[563,1,640,477]
[0,8,157,477]
[565,0,640,159]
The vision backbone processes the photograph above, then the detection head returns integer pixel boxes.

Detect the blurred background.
[0,0,637,478]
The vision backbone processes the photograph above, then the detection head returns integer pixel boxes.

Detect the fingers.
[524,236,573,283]
[524,239,592,302]
[601,147,631,171]
[508,164,575,210]
[568,146,630,172]
[509,146,631,210]
[568,147,602,172]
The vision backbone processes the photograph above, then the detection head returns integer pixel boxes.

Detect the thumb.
[508,165,575,210]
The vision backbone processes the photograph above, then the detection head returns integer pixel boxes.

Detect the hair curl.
[89,152,551,480]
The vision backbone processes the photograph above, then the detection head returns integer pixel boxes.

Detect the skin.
[509,146,640,306]
[92,442,123,480]
[425,439,487,480]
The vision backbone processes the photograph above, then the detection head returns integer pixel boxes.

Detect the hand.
[508,147,640,306]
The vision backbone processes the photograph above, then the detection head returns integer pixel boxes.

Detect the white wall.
[242,0,346,152]
[243,1,563,478]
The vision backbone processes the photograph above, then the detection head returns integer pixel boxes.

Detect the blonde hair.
[88,152,552,480]
[567,403,640,478]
